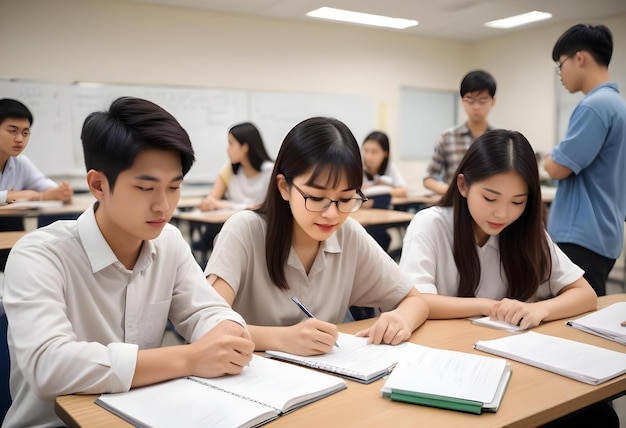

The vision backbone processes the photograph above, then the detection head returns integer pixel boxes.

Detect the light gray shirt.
[0,155,58,204]
[2,203,245,428]
[222,161,274,209]
[205,210,414,326]
[399,206,583,300]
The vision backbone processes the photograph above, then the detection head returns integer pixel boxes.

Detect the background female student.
[360,130,408,253]
[361,130,407,198]
[204,117,429,356]
[399,129,596,329]
[194,122,273,255]
[199,121,273,211]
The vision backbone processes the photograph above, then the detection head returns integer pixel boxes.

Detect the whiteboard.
[1,80,376,183]
[249,90,376,157]
[398,87,458,160]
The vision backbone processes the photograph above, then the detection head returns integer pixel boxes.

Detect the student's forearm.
[390,186,408,198]
[394,290,429,331]
[133,345,192,387]
[423,178,448,195]
[532,280,597,322]
[423,294,495,319]
[247,325,288,351]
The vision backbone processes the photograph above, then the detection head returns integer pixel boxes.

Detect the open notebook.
[567,302,626,345]
[475,331,626,385]
[96,354,346,428]
[265,332,411,383]
[380,345,511,414]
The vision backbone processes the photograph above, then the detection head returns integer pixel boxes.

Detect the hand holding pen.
[291,296,340,348]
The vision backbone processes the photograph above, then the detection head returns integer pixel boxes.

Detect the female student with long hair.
[399,129,596,328]
[199,122,273,211]
[205,117,429,356]
[361,130,408,198]
[195,122,273,255]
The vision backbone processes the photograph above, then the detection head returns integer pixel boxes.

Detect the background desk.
[55,294,626,428]
[0,232,27,251]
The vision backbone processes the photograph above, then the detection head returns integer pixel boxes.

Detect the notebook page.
[191,354,346,412]
[475,331,626,385]
[265,332,411,381]
[96,377,276,428]
[568,302,626,345]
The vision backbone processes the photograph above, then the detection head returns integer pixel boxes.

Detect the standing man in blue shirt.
[545,24,626,297]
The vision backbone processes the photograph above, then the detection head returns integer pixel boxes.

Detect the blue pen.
[291,296,340,348]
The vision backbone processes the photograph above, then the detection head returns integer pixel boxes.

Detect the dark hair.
[439,129,550,301]
[362,130,390,178]
[552,24,613,67]
[459,70,497,98]
[229,122,272,174]
[257,117,363,290]
[81,96,195,190]
[0,98,33,126]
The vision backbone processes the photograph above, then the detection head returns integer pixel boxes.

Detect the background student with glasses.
[424,69,497,195]
[544,24,626,299]
[204,117,429,356]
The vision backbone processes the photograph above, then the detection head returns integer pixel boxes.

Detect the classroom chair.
[0,312,11,422]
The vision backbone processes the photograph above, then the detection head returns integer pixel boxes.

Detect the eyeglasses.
[555,52,577,75]
[462,96,492,106]
[292,183,367,213]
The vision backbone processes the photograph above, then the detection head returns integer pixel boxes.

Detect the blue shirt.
[548,82,626,259]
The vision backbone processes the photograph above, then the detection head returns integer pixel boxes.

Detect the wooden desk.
[392,186,556,213]
[173,208,415,229]
[55,294,626,428]
[0,195,95,218]
[0,231,27,250]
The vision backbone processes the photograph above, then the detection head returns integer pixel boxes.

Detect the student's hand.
[355,311,412,345]
[199,196,230,211]
[44,182,73,202]
[284,318,338,356]
[186,320,254,377]
[490,298,549,330]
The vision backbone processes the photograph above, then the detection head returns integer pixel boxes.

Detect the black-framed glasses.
[291,183,368,213]
[555,52,577,75]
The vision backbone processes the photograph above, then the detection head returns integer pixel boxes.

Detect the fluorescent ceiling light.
[484,11,552,29]
[306,7,418,30]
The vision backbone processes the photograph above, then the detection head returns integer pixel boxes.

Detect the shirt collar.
[77,202,156,273]
[286,226,343,271]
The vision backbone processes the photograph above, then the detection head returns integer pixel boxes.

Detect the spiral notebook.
[96,354,346,428]
[264,332,412,383]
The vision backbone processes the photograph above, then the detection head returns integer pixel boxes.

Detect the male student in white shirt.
[2,96,254,427]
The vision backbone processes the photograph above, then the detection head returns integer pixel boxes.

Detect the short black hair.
[0,98,33,126]
[459,70,497,98]
[552,24,613,67]
[81,96,195,190]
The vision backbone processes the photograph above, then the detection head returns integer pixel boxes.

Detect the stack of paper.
[380,345,511,414]
[567,302,626,345]
[475,331,626,385]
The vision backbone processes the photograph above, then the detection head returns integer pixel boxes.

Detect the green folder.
[389,390,484,414]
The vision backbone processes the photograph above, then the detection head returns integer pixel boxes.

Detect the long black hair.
[439,129,550,300]
[257,117,363,290]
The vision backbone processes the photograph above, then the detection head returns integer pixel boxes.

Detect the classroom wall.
[1,0,625,191]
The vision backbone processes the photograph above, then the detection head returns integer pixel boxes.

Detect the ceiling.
[130,0,626,42]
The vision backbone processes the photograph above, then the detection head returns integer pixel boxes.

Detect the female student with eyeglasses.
[204,117,429,356]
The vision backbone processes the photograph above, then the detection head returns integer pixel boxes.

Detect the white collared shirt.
[0,155,58,204]
[399,206,583,300]
[3,203,244,428]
